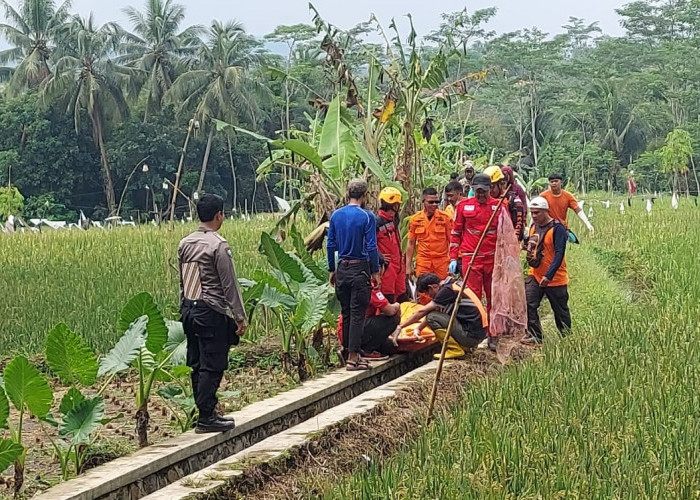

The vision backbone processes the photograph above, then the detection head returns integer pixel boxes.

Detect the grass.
[0,215,300,355]
[325,198,700,499]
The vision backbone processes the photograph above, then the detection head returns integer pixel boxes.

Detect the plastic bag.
[490,208,527,342]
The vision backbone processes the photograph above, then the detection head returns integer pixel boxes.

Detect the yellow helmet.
[379,187,403,204]
[483,166,505,183]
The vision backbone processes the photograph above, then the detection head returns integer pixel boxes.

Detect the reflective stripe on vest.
[451,283,488,328]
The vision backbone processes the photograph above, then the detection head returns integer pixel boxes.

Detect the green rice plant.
[325,202,700,499]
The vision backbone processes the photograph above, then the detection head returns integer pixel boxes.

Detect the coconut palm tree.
[167,20,268,193]
[0,0,71,94]
[116,0,203,121]
[41,15,132,215]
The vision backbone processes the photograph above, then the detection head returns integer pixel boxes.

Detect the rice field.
[328,198,700,498]
[0,216,290,355]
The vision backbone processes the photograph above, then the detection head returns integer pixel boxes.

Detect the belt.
[182,298,210,308]
[339,259,367,265]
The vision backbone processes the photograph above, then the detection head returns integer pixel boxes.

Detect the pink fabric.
[490,210,527,338]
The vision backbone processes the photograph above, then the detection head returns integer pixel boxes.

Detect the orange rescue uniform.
[540,189,579,228]
[527,222,569,287]
[408,209,452,279]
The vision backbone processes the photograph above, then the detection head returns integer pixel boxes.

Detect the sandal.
[346,359,370,371]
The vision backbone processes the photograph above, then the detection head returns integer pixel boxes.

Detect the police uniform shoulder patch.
[227,248,232,258]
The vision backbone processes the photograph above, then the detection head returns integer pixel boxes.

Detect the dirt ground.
[212,344,537,500]
[0,338,316,498]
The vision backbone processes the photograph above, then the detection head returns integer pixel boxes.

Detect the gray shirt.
[178,225,246,324]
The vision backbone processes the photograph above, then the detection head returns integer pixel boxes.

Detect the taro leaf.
[59,387,86,416]
[60,397,105,445]
[260,232,305,282]
[164,321,187,367]
[157,386,183,400]
[98,316,147,377]
[0,440,23,473]
[292,286,328,333]
[118,293,168,355]
[46,323,98,386]
[290,227,327,283]
[0,386,8,429]
[3,356,53,418]
[259,285,297,310]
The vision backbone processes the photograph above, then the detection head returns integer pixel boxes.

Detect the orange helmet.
[379,187,403,204]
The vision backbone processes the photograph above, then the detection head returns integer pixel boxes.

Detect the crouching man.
[396,273,488,360]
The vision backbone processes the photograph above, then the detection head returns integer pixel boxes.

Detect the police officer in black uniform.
[178,194,247,433]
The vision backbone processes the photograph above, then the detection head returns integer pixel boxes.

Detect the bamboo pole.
[426,186,511,425]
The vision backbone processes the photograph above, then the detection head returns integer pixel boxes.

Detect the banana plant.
[244,228,338,380]
[1,356,53,493]
[97,293,184,448]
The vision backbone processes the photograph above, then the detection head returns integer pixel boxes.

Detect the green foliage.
[97,316,147,378]
[0,439,24,475]
[0,185,24,219]
[46,323,99,386]
[59,396,105,445]
[118,293,168,355]
[3,355,53,419]
[0,386,9,428]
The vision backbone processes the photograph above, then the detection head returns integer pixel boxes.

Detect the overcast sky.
[65,0,630,38]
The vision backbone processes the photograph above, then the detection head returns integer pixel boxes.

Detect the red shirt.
[376,210,405,297]
[367,289,389,317]
[450,196,502,263]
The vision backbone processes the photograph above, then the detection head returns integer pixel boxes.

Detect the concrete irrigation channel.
[35,344,439,500]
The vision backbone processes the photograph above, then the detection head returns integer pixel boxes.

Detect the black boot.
[195,414,236,433]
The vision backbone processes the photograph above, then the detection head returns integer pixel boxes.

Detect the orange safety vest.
[450,283,488,328]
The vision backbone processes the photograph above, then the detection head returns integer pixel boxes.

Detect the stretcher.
[394,302,438,353]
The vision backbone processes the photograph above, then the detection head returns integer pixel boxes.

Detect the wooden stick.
[426,187,510,424]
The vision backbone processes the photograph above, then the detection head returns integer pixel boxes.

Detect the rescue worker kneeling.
[396,273,488,359]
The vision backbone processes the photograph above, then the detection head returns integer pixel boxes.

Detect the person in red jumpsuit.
[376,187,406,303]
[449,173,503,336]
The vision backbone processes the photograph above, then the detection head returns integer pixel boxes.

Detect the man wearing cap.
[450,173,502,331]
[522,196,571,345]
[376,187,406,303]
[541,173,593,234]
[458,160,476,192]
[328,179,381,371]
[179,194,246,433]
[405,188,453,280]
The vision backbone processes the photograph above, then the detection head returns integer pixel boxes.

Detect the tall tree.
[167,20,267,194]
[41,15,132,215]
[0,0,71,94]
[116,0,203,121]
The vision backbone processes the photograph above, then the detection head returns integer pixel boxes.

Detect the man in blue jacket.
[327,178,381,371]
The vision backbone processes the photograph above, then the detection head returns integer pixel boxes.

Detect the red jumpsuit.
[376,210,406,300]
[450,197,502,314]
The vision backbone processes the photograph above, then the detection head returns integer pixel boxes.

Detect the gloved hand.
[586,222,595,234]
[412,326,421,339]
[448,259,458,274]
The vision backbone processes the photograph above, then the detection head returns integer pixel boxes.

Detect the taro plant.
[1,356,53,493]
[41,323,119,479]
[244,227,339,380]
[97,292,184,448]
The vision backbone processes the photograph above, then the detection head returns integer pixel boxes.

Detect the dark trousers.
[181,301,235,419]
[335,261,371,354]
[426,311,486,349]
[526,276,571,340]
[362,314,399,355]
